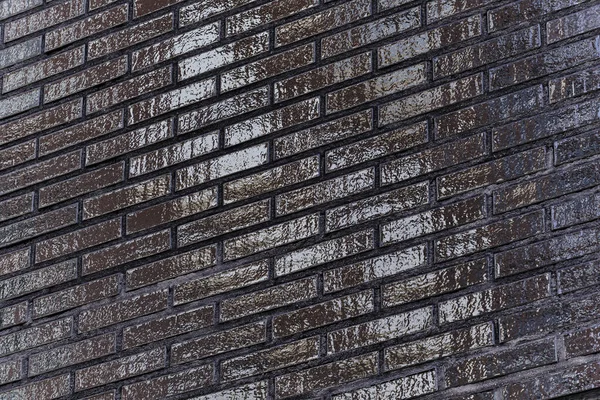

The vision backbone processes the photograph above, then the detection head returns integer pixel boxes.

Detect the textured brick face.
[1,0,600,399]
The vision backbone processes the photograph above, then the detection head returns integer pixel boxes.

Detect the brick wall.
[0,0,599,398]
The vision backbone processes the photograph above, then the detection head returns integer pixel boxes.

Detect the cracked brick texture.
[0,0,599,399]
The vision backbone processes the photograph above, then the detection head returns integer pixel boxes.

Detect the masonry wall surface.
[0,0,599,398]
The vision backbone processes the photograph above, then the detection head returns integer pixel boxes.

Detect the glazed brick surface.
[0,0,600,399]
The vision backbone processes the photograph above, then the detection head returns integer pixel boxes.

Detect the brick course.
[0,0,599,398]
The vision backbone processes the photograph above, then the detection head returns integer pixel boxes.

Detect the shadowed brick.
[82,230,171,275]
[220,276,318,321]
[273,290,374,338]
[174,260,269,305]
[78,289,168,332]
[29,333,116,376]
[75,348,166,391]
[33,274,120,318]
[126,245,216,289]
[171,321,267,364]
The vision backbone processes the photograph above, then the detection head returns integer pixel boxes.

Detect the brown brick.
[176,144,268,191]
[83,174,170,219]
[178,199,270,246]
[88,13,173,59]
[178,86,269,133]
[179,0,254,26]
[275,0,371,47]
[494,226,600,278]
[558,260,600,294]
[0,99,82,146]
[439,273,551,324]
[334,370,436,399]
[178,32,269,81]
[3,46,84,93]
[128,78,216,125]
[174,260,269,305]
[437,147,546,198]
[130,132,218,177]
[39,110,123,156]
[0,317,72,356]
[328,122,426,172]
[552,191,600,230]
[75,348,165,391]
[86,118,173,165]
[434,25,541,78]
[549,66,600,104]
[222,43,315,93]
[45,4,128,51]
[382,196,486,245]
[122,365,213,399]
[488,0,586,32]
[78,289,168,332]
[82,229,171,275]
[275,52,371,102]
[0,193,33,223]
[171,321,267,364]
[223,337,319,380]
[0,248,30,278]
[275,229,374,277]
[324,245,427,293]
[33,274,120,318]
[555,129,600,166]
[275,109,372,159]
[0,374,70,399]
[223,213,319,260]
[378,15,481,67]
[322,7,420,58]
[328,307,432,354]
[134,0,180,17]
[0,302,27,330]
[445,340,557,387]
[275,353,378,398]
[223,155,320,205]
[221,276,318,321]
[126,245,216,289]
[228,0,316,36]
[385,322,493,370]
[379,73,484,126]
[0,140,35,172]
[4,0,83,42]
[383,258,488,307]
[435,85,544,139]
[0,150,81,196]
[435,210,545,261]
[277,167,375,215]
[29,333,116,376]
[40,162,124,208]
[426,0,493,22]
[494,163,600,214]
[87,66,172,114]
[225,97,319,147]
[127,187,217,234]
[36,218,121,263]
[327,63,427,114]
[325,182,429,232]
[273,290,374,338]
[490,37,600,90]
[123,305,213,348]
[502,361,600,400]
[492,99,599,152]
[0,205,79,249]
[498,292,600,342]
[132,22,220,71]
